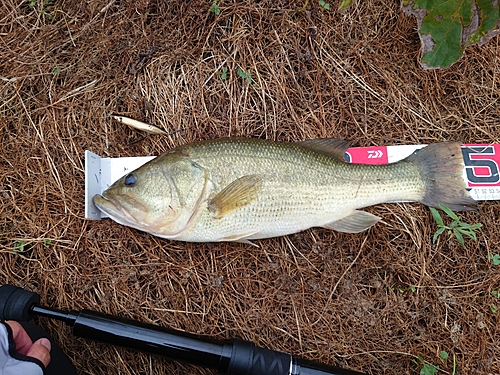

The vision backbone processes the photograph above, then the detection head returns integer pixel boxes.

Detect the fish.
[92,138,476,244]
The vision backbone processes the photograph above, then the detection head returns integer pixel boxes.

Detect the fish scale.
[93,138,475,243]
[183,151,420,241]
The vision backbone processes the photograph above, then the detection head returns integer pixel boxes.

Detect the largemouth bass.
[93,138,476,243]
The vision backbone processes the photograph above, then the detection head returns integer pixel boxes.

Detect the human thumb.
[26,338,52,368]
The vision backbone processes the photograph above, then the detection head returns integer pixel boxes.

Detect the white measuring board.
[85,144,500,220]
[85,151,154,219]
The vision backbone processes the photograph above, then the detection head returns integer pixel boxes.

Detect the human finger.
[5,320,33,355]
[26,338,52,368]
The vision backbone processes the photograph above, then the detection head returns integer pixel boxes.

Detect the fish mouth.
[93,194,145,229]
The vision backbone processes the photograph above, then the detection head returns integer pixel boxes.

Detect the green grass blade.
[433,227,447,243]
[430,207,444,226]
[439,204,459,221]
[454,229,465,247]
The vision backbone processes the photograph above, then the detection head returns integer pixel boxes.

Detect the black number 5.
[461,146,499,184]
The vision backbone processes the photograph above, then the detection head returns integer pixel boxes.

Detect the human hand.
[5,321,51,368]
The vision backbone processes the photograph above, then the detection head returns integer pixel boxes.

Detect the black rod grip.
[227,338,291,375]
[0,284,40,321]
[226,340,366,375]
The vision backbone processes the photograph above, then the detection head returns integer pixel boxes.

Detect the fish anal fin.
[208,175,262,219]
[220,231,260,247]
[323,210,381,233]
[296,138,351,161]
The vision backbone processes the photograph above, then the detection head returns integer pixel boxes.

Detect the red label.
[462,144,500,187]
[345,146,388,165]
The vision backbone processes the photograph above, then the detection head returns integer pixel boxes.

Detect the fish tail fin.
[406,142,476,211]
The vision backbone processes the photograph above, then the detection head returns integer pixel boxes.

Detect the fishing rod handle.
[0,285,367,375]
[54,308,366,375]
[57,308,363,375]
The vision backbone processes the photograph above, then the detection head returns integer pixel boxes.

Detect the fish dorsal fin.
[296,138,350,160]
[323,210,381,233]
[208,175,262,219]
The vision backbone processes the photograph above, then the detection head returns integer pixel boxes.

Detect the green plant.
[13,241,25,255]
[43,238,52,248]
[210,0,221,15]
[486,253,500,265]
[29,0,54,20]
[440,351,448,362]
[416,356,439,375]
[391,284,417,294]
[337,0,352,11]
[430,204,482,247]
[44,0,54,19]
[216,67,228,80]
[490,288,500,314]
[403,0,500,69]
[319,0,330,10]
[440,352,457,375]
[237,68,254,85]
[416,352,456,375]
[492,290,499,313]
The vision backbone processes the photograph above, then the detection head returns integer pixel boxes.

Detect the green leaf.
[210,0,221,15]
[13,241,24,255]
[430,204,482,246]
[487,253,500,265]
[338,0,352,11]
[468,223,483,230]
[468,0,500,44]
[402,0,500,69]
[457,227,477,241]
[439,203,459,222]
[319,0,330,10]
[454,229,465,247]
[420,362,439,375]
[237,68,253,84]
[440,350,449,363]
[216,67,228,80]
[433,226,446,243]
[430,207,444,227]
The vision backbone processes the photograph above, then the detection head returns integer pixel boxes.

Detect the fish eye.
[124,173,137,186]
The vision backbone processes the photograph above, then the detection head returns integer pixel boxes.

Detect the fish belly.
[174,169,423,242]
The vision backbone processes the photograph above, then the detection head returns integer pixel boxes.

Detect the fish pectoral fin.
[295,138,350,161]
[323,210,381,233]
[220,231,260,247]
[208,175,262,219]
